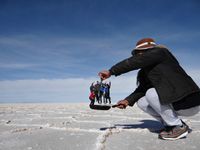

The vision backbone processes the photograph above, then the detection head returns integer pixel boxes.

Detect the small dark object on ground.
[89,104,111,110]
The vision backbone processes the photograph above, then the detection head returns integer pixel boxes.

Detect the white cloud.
[0,63,38,69]
[0,69,199,103]
[0,34,129,70]
[0,75,137,103]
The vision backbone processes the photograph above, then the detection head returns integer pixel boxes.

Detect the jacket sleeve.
[109,49,164,76]
[125,85,146,106]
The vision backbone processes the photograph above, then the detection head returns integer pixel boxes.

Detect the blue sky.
[0,0,200,103]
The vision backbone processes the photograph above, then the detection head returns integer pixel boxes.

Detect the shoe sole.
[159,131,188,141]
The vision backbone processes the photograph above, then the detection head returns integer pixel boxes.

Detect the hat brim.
[133,44,156,50]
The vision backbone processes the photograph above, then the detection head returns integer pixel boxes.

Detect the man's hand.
[114,99,129,109]
[98,70,111,80]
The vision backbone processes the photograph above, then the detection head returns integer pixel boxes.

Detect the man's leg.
[137,97,167,126]
[144,88,189,140]
[145,88,182,126]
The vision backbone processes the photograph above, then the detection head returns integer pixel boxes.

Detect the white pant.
[136,88,199,126]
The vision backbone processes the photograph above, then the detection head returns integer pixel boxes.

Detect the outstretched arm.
[109,48,164,76]
[125,85,146,106]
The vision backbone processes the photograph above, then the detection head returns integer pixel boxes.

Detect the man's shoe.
[159,126,174,136]
[159,123,189,140]
[181,120,190,131]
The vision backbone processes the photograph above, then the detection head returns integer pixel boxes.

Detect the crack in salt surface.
[94,124,157,150]
[95,127,117,150]
[5,123,102,133]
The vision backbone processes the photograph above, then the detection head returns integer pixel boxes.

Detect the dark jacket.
[124,69,152,106]
[109,46,200,107]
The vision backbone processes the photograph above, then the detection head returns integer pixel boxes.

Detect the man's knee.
[145,88,159,102]
[137,97,149,110]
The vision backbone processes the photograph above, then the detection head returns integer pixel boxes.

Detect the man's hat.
[134,38,156,50]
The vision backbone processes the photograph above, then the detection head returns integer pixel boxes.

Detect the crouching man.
[99,38,200,140]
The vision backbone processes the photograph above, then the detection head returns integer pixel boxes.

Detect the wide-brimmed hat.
[134,38,157,50]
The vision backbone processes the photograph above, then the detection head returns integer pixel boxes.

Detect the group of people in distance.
[89,81,111,105]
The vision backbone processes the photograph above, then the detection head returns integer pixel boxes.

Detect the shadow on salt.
[100,119,164,133]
